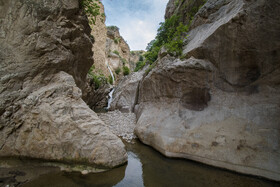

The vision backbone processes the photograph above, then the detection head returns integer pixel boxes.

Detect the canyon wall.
[90,1,110,77]
[106,26,131,82]
[0,0,127,168]
[134,0,280,181]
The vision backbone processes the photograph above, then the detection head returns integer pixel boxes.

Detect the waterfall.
[107,64,115,84]
[106,88,115,110]
[106,64,115,110]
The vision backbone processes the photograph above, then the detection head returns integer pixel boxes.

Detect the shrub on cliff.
[80,0,101,25]
[115,67,121,75]
[88,65,108,89]
[134,55,145,72]
[144,15,188,63]
[123,66,130,76]
[144,2,206,65]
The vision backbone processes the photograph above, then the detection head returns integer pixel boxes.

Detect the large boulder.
[135,0,280,181]
[0,0,127,168]
[110,69,146,113]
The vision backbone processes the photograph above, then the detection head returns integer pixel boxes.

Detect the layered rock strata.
[0,0,127,168]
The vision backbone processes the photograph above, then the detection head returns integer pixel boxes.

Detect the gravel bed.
[98,110,137,143]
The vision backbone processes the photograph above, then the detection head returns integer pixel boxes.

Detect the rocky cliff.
[0,0,127,168]
[90,1,110,78]
[129,50,145,71]
[106,26,131,82]
[84,5,133,111]
[132,0,280,181]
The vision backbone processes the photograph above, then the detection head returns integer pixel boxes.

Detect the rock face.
[165,0,206,24]
[135,0,280,181]
[0,0,127,168]
[83,76,111,111]
[110,68,146,113]
[106,26,131,82]
[90,2,110,77]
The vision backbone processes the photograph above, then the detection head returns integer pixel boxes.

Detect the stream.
[1,140,276,187]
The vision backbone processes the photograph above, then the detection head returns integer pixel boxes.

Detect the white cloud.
[102,0,169,50]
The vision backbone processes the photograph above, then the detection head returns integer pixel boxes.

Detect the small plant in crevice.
[121,57,127,65]
[108,75,113,85]
[123,66,130,76]
[113,50,119,56]
[115,67,121,75]
[114,37,121,44]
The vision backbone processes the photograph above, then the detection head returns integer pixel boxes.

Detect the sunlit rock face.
[90,1,110,78]
[135,0,280,181]
[0,0,127,168]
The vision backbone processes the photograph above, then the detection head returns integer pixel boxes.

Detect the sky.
[102,0,169,51]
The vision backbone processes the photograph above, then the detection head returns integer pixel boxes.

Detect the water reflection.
[23,163,126,187]
[22,140,278,187]
[114,152,144,187]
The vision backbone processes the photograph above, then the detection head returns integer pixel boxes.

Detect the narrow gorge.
[0,0,279,186]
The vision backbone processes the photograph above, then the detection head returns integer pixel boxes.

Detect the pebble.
[81,170,89,175]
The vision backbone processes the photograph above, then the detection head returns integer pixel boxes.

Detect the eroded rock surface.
[0,0,127,168]
[106,26,131,82]
[110,68,146,113]
[135,0,280,181]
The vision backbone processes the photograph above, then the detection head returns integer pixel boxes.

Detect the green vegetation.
[123,66,130,76]
[113,50,119,56]
[80,0,101,25]
[134,55,145,72]
[108,75,113,85]
[145,63,156,74]
[114,38,118,44]
[88,65,108,89]
[113,37,121,44]
[134,61,145,72]
[175,0,180,6]
[144,15,189,64]
[121,58,127,65]
[112,50,127,65]
[115,67,121,75]
[142,1,206,72]
[107,26,119,31]
[139,55,144,62]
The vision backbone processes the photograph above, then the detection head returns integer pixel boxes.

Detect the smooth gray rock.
[135,0,280,181]
[110,69,146,113]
